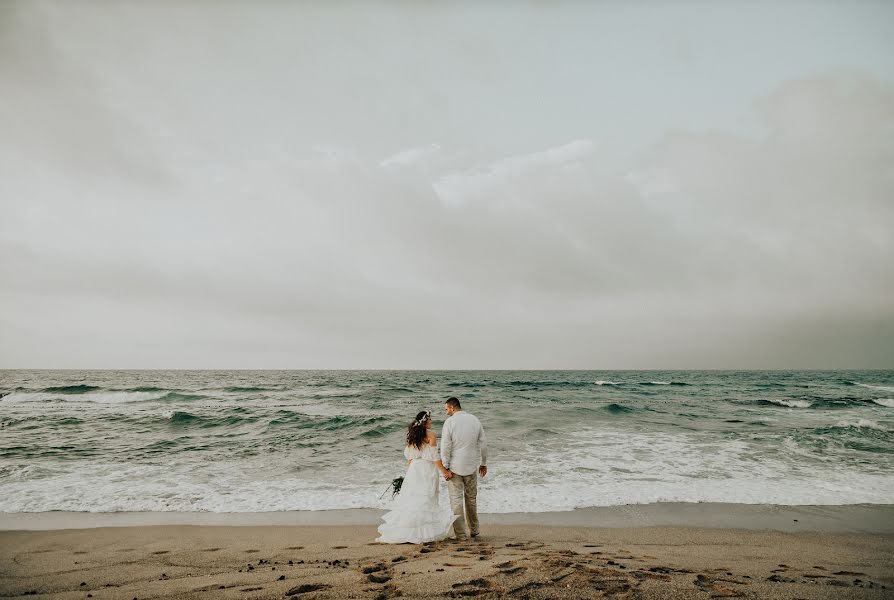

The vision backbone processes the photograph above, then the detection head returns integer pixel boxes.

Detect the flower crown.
[413,411,430,426]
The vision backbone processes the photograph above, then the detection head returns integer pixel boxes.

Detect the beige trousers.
[447,472,478,538]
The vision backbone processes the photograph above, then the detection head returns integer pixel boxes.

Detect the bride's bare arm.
[427,432,451,477]
[434,458,450,477]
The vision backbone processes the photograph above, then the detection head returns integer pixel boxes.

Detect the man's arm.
[440,419,453,470]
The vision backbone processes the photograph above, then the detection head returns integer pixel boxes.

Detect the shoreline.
[3,502,893,532]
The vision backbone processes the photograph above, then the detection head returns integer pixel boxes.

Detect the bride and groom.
[376,397,488,544]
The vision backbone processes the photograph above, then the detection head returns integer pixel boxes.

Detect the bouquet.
[379,476,404,500]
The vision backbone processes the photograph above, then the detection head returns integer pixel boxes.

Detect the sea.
[1,370,893,514]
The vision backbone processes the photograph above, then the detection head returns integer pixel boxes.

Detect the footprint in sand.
[151,550,170,555]
[693,574,744,598]
[453,579,494,589]
[363,564,388,574]
[287,546,304,550]
[376,583,402,599]
[332,545,348,549]
[201,548,220,552]
[361,561,394,584]
[632,570,671,581]
[550,568,576,583]
[286,583,330,595]
[450,578,495,598]
[766,573,797,583]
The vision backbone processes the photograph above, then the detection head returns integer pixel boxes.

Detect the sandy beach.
[2,505,893,599]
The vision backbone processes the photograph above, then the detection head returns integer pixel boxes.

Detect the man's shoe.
[470,532,479,538]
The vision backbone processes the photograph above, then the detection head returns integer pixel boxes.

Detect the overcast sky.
[1,1,893,369]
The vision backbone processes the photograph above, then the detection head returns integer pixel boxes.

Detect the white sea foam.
[3,428,892,514]
[765,398,813,408]
[856,383,894,392]
[594,381,620,386]
[873,398,894,408]
[649,381,672,385]
[835,418,888,431]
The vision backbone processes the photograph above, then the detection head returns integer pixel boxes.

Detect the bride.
[376,410,458,544]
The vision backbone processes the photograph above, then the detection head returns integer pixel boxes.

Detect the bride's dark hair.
[407,410,430,449]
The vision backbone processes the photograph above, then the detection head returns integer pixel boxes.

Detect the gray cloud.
[1,2,893,368]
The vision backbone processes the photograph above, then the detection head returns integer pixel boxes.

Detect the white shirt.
[440,411,487,477]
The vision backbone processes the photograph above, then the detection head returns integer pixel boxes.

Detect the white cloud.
[432,139,594,207]
[379,143,441,170]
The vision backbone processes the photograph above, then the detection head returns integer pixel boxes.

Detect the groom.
[440,397,487,540]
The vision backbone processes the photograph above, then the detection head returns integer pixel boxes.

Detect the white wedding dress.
[376,443,458,544]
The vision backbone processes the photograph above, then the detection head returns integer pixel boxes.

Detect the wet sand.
[2,505,893,599]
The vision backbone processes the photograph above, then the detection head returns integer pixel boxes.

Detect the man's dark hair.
[445,397,462,410]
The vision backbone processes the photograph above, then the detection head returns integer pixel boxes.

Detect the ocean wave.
[873,398,894,408]
[2,390,166,404]
[267,411,304,426]
[40,384,100,394]
[167,411,204,425]
[603,403,634,414]
[69,391,167,404]
[167,411,258,428]
[527,427,560,436]
[1,415,86,430]
[291,402,377,418]
[856,382,894,393]
[267,410,388,428]
[504,380,592,388]
[310,415,390,431]
[771,395,875,409]
[639,381,688,386]
[309,391,364,400]
[594,380,620,386]
[359,423,403,438]
[223,386,282,393]
[157,392,207,402]
[760,398,813,408]
[834,419,889,432]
